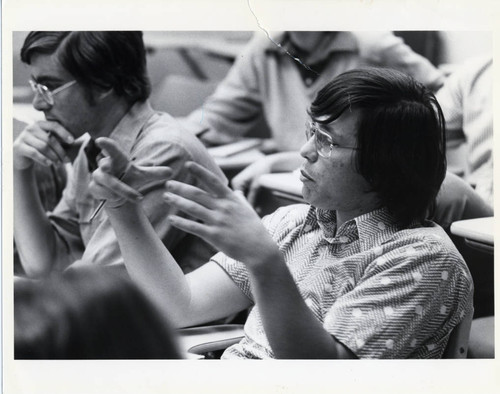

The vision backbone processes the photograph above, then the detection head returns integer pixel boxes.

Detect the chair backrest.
[178,324,245,359]
[442,305,474,358]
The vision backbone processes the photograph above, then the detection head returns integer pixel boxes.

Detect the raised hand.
[13,120,75,170]
[164,161,281,267]
[89,137,172,208]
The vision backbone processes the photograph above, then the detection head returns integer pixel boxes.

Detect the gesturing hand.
[89,137,172,208]
[13,120,75,170]
[164,161,281,267]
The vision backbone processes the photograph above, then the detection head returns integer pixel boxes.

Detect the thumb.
[95,137,129,174]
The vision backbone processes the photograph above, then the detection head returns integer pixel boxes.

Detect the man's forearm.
[248,255,356,359]
[105,202,194,325]
[14,168,64,277]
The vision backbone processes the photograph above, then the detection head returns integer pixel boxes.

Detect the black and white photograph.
[3,1,498,393]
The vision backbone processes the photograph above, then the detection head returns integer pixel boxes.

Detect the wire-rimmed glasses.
[305,121,358,157]
[29,79,77,106]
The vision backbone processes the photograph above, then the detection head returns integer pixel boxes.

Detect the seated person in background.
[178,31,445,197]
[90,68,472,359]
[15,267,181,359]
[435,56,493,207]
[13,31,226,278]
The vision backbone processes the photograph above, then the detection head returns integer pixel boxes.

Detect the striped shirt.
[214,204,473,359]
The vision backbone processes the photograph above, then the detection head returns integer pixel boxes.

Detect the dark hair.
[309,68,446,226]
[21,31,151,103]
[15,267,181,359]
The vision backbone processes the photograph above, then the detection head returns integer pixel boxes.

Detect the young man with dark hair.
[90,68,473,359]
[14,31,225,278]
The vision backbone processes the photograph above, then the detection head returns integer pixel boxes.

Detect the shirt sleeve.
[323,237,474,359]
[178,33,269,144]
[355,31,445,91]
[212,204,307,301]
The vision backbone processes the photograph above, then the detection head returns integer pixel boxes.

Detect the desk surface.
[450,217,494,246]
[258,171,303,197]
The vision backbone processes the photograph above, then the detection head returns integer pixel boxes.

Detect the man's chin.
[301,186,313,205]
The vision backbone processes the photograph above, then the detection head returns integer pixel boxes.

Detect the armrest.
[177,324,245,358]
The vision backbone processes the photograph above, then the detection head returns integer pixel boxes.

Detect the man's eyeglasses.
[305,121,358,158]
[29,79,77,106]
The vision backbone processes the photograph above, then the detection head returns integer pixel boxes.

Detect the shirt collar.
[108,100,155,155]
[265,31,359,65]
[300,205,402,250]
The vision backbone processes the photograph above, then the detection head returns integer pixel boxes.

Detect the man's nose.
[32,92,51,112]
[300,137,318,162]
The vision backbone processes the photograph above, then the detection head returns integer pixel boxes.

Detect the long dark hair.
[309,68,446,226]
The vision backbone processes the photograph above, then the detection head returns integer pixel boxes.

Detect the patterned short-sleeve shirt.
[213,204,473,359]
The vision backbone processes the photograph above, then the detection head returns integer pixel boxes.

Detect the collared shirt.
[213,204,473,359]
[48,100,226,273]
[436,56,493,206]
[180,31,444,150]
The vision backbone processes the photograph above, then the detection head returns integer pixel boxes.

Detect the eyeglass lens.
[306,122,331,157]
[29,81,54,105]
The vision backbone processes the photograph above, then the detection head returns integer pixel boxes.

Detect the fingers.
[131,166,173,185]
[164,179,217,210]
[230,165,255,195]
[38,121,75,146]
[97,156,113,173]
[13,122,69,168]
[90,168,143,205]
[95,137,130,175]
[163,190,214,223]
[230,173,250,196]
[167,214,213,245]
[14,142,53,168]
[184,161,231,197]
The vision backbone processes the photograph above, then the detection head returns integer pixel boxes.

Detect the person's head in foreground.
[20,31,150,140]
[300,67,446,226]
[15,268,181,359]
